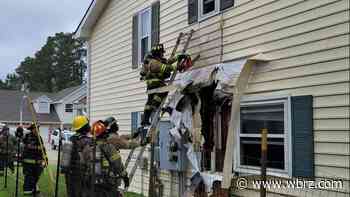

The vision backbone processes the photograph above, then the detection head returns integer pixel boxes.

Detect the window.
[38,101,49,114]
[236,99,290,175]
[65,104,73,113]
[138,8,151,64]
[188,0,234,24]
[132,2,160,68]
[200,0,219,18]
[131,111,144,134]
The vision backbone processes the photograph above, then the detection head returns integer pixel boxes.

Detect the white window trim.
[198,0,220,21]
[138,7,152,65]
[233,97,292,178]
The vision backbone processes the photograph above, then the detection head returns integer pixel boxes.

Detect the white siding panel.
[315,154,350,168]
[251,58,349,83]
[247,70,349,93]
[224,33,349,62]
[256,46,349,72]
[225,22,349,55]
[224,10,348,46]
[315,142,350,155]
[244,82,349,98]
[224,0,346,37]
[315,131,350,143]
[315,166,350,179]
[314,119,349,131]
[314,107,350,119]
[314,94,349,108]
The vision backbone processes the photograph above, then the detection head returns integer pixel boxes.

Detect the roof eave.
[75,0,111,39]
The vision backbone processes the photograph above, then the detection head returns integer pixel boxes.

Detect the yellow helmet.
[72,116,89,132]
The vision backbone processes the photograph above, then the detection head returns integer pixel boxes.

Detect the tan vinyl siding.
[88,0,350,195]
[88,0,152,138]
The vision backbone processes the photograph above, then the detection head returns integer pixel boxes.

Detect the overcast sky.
[0,0,91,80]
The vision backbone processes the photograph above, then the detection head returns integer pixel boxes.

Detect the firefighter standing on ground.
[135,44,190,141]
[104,117,139,150]
[0,124,16,175]
[62,115,92,197]
[90,118,129,197]
[18,122,45,195]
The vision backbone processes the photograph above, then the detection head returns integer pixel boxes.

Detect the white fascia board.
[75,0,110,39]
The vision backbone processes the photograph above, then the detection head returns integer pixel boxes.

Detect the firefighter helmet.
[151,44,165,57]
[103,116,119,134]
[92,120,107,137]
[27,122,40,131]
[72,116,89,133]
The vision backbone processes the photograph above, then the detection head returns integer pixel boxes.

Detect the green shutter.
[291,95,314,178]
[132,14,139,69]
[220,0,235,11]
[188,0,198,24]
[151,1,160,47]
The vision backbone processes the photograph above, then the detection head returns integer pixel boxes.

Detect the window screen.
[239,102,286,171]
[203,0,216,14]
[139,9,151,62]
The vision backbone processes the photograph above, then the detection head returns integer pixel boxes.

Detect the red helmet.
[91,120,107,137]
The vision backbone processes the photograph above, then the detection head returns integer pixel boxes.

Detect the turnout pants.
[143,92,168,126]
[66,174,92,197]
[0,154,5,172]
[22,163,43,192]
[95,183,122,197]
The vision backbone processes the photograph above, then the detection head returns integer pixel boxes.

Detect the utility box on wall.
[158,121,188,171]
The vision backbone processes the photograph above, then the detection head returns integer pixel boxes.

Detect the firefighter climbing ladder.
[124,30,197,196]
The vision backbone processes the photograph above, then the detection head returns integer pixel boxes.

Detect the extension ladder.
[124,30,197,196]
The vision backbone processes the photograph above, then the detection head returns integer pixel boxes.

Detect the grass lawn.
[0,166,142,197]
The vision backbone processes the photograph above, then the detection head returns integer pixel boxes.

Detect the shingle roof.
[50,85,83,102]
[0,90,60,124]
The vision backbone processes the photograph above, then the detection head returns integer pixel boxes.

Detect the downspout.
[87,41,92,120]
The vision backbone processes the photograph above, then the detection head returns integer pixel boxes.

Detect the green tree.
[0,73,21,90]
[0,79,5,89]
[15,32,86,92]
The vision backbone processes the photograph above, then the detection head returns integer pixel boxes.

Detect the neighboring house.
[51,84,87,128]
[76,0,349,196]
[0,84,87,140]
[0,90,61,142]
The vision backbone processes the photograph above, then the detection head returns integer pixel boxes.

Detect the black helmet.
[27,122,40,131]
[103,117,119,134]
[151,44,165,57]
